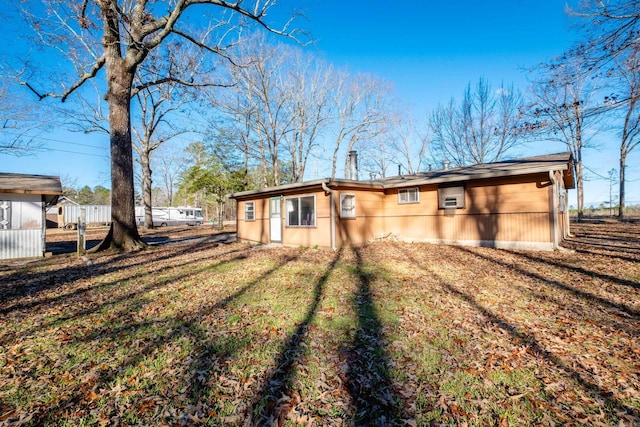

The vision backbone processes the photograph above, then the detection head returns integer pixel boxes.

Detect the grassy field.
[0,223,639,426]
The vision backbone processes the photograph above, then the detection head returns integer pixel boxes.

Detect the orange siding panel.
[237,199,269,244]
[336,190,385,246]
[282,190,332,248]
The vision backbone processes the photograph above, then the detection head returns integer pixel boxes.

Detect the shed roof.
[231,152,574,199]
[0,172,62,205]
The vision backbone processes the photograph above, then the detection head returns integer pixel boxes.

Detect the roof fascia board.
[382,164,569,189]
[230,153,573,198]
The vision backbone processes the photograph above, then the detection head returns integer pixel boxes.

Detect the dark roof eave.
[384,164,571,189]
[230,178,386,199]
[230,179,330,199]
[0,173,63,195]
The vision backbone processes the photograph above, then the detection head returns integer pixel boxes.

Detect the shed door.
[270,197,282,243]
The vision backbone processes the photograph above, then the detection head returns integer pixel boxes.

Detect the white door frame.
[269,197,282,243]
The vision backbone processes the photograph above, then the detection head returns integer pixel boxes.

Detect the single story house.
[230,152,575,251]
[0,173,62,260]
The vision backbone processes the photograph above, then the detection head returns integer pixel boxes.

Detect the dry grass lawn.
[0,222,638,426]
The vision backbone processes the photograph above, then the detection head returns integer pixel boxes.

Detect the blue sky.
[1,0,637,207]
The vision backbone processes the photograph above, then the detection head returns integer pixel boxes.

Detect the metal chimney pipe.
[443,160,450,170]
[348,150,358,180]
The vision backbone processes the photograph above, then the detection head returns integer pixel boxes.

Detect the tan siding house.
[231,153,575,251]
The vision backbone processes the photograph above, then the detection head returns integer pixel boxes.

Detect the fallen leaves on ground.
[0,223,638,426]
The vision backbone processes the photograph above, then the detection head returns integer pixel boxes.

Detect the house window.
[0,200,10,229]
[398,188,419,204]
[340,194,356,218]
[244,201,255,221]
[438,186,465,209]
[286,195,315,226]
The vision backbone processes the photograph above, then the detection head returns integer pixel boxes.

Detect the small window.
[0,200,10,229]
[286,195,315,227]
[398,188,419,204]
[245,201,255,221]
[438,186,465,209]
[340,194,356,218]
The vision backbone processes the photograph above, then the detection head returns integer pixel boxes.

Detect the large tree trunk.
[92,50,145,251]
[141,148,154,229]
[575,160,584,220]
[619,148,626,218]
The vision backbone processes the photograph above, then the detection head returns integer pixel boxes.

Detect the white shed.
[0,173,62,260]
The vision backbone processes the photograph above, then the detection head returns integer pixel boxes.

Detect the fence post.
[77,208,86,255]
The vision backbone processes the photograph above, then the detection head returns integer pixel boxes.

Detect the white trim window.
[398,188,420,204]
[244,201,255,221]
[286,195,316,226]
[340,193,356,218]
[0,200,10,229]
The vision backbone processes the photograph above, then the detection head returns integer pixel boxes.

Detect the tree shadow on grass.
[507,248,640,290]
[344,247,401,425]
[400,245,640,424]
[563,224,640,262]
[0,243,248,347]
[247,249,343,425]
[28,249,302,425]
[0,234,240,315]
[454,246,640,321]
[0,234,234,310]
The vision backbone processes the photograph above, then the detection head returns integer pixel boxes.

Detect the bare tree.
[430,78,525,167]
[283,51,336,182]
[568,1,640,217]
[359,133,396,179]
[237,39,293,186]
[153,144,188,206]
[204,109,256,191]
[605,51,640,218]
[12,0,302,251]
[567,0,640,67]
[330,73,394,179]
[528,59,601,219]
[132,81,189,229]
[0,82,43,155]
[205,37,336,186]
[389,114,430,174]
[201,37,278,189]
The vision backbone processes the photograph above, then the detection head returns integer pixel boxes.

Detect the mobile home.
[136,206,204,227]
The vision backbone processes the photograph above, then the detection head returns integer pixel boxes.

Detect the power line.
[0,144,109,159]
[583,165,611,180]
[1,130,107,149]
[42,147,110,159]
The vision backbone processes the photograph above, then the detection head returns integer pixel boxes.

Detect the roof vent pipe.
[443,160,450,170]
[348,150,358,180]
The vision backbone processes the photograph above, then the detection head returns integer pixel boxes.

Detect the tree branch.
[131,76,233,97]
